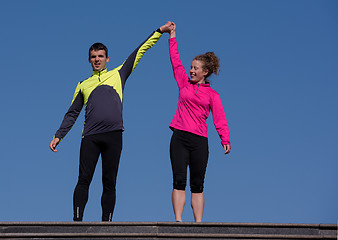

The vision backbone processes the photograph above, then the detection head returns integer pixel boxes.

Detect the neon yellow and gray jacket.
[54,29,163,140]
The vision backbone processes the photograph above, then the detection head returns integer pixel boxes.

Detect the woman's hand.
[169,22,176,38]
[223,144,231,155]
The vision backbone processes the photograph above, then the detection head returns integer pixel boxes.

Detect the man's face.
[89,50,109,72]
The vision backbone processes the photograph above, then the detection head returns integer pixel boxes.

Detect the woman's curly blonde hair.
[194,52,220,79]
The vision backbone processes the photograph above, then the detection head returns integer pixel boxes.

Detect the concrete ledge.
[0,222,336,239]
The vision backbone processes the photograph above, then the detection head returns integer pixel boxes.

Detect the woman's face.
[190,60,208,84]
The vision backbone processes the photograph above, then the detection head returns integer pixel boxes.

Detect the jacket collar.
[189,80,210,87]
[92,68,107,76]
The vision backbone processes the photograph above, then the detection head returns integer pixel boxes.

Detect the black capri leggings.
[170,129,209,193]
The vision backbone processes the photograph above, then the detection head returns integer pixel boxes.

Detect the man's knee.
[77,175,92,187]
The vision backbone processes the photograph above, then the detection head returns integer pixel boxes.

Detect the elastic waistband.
[83,130,123,138]
[173,128,207,139]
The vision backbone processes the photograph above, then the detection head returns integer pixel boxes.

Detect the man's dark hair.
[89,42,108,58]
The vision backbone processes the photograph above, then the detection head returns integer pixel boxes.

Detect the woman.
[167,23,231,222]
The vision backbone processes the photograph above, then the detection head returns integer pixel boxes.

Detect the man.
[50,22,173,221]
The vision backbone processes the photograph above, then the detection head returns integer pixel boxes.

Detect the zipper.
[196,83,200,94]
[98,71,101,82]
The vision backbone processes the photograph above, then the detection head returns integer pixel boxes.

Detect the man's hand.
[224,144,231,155]
[160,21,175,33]
[50,138,60,152]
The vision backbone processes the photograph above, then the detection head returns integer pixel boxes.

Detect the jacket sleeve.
[118,29,163,90]
[169,37,190,89]
[210,92,230,146]
[54,83,84,141]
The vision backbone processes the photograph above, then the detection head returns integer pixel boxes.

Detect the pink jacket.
[169,37,230,146]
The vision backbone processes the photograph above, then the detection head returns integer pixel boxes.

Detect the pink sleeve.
[210,92,231,146]
[169,37,189,88]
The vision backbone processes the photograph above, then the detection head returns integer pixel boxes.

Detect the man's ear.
[106,57,109,63]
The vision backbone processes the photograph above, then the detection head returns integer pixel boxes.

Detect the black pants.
[73,130,122,221]
[170,130,209,193]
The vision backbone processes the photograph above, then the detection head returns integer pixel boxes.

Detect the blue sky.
[0,0,337,223]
